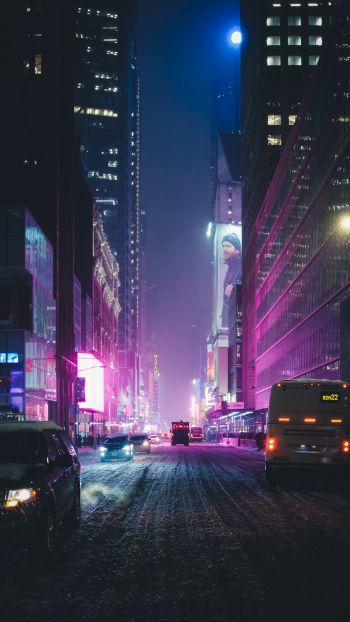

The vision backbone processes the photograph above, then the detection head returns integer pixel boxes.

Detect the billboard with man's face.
[213,224,242,331]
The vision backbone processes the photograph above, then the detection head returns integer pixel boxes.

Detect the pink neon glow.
[77,352,104,413]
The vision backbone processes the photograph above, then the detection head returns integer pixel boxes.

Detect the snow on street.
[1,443,350,622]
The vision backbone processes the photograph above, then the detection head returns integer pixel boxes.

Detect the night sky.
[137,0,240,424]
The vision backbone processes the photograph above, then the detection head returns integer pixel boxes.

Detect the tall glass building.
[240,0,345,409]
[254,16,350,409]
[74,0,141,420]
[0,208,56,420]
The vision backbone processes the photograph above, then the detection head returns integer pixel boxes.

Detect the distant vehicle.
[100,434,133,462]
[0,421,81,554]
[190,426,204,442]
[266,379,350,483]
[148,434,160,445]
[129,434,150,453]
[171,421,189,446]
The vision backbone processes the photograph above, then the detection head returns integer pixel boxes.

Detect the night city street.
[1,1,350,620]
[1,442,350,622]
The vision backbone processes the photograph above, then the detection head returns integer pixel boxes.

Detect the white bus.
[266,379,350,482]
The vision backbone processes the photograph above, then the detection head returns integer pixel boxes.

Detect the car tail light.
[342,440,350,454]
[266,436,276,452]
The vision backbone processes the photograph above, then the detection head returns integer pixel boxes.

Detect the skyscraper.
[74,1,141,422]
[240,0,343,409]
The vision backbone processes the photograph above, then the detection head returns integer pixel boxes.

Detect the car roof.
[0,421,64,434]
[105,434,128,439]
[130,433,147,437]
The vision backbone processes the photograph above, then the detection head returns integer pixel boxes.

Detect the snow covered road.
[1,443,350,622]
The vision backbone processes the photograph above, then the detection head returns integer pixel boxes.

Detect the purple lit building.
[240,0,346,410]
[254,15,350,409]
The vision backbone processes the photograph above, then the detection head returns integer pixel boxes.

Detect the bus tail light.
[267,436,276,452]
[304,417,316,424]
[330,419,342,424]
[278,417,290,423]
[342,440,350,454]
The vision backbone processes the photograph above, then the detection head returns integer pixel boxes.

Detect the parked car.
[99,434,134,462]
[129,434,150,454]
[0,421,81,555]
[148,434,160,445]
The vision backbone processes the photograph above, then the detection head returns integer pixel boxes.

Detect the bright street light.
[339,214,350,232]
[229,28,242,46]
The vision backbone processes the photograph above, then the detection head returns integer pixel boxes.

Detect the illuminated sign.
[0,353,19,364]
[77,352,104,413]
[321,392,340,402]
[214,224,242,331]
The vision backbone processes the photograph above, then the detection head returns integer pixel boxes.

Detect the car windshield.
[0,432,45,465]
[104,436,128,444]
[131,436,147,441]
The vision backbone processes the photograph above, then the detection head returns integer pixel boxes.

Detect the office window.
[288,15,301,25]
[268,114,282,125]
[309,35,322,46]
[308,16,322,26]
[34,54,42,75]
[288,114,297,125]
[309,54,320,65]
[288,35,302,45]
[288,55,302,65]
[267,55,281,66]
[267,16,280,26]
[267,135,282,146]
[267,35,281,46]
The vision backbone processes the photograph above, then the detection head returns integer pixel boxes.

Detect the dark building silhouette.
[243,3,350,409]
[240,0,345,409]
[0,1,93,433]
[74,1,141,422]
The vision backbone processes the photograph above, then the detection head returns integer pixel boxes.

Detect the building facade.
[74,0,141,425]
[0,208,56,421]
[254,11,350,408]
[240,0,344,409]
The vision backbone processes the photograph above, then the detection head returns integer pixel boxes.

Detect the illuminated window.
[288,55,302,65]
[267,135,282,146]
[266,16,280,26]
[268,114,282,125]
[74,106,118,118]
[288,114,297,125]
[267,55,281,66]
[34,54,42,75]
[308,16,322,25]
[107,161,118,168]
[288,35,302,45]
[288,15,301,25]
[267,35,281,46]
[309,35,322,45]
[309,54,320,65]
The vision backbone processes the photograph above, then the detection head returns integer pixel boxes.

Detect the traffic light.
[75,377,86,402]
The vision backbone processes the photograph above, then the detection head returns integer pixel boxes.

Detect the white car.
[148,434,160,445]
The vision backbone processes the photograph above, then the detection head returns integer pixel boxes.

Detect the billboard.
[214,224,242,331]
[77,352,104,413]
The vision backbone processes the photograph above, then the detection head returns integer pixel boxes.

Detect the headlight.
[124,445,132,452]
[142,441,149,447]
[5,488,37,508]
[100,446,107,453]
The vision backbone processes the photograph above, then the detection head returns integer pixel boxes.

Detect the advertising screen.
[77,352,104,413]
[214,224,242,331]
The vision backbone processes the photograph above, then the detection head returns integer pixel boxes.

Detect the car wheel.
[64,487,81,530]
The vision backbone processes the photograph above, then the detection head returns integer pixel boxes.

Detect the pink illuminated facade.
[77,352,104,413]
[254,24,350,409]
[91,208,121,430]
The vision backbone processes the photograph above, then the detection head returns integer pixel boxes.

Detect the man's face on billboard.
[222,241,240,260]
